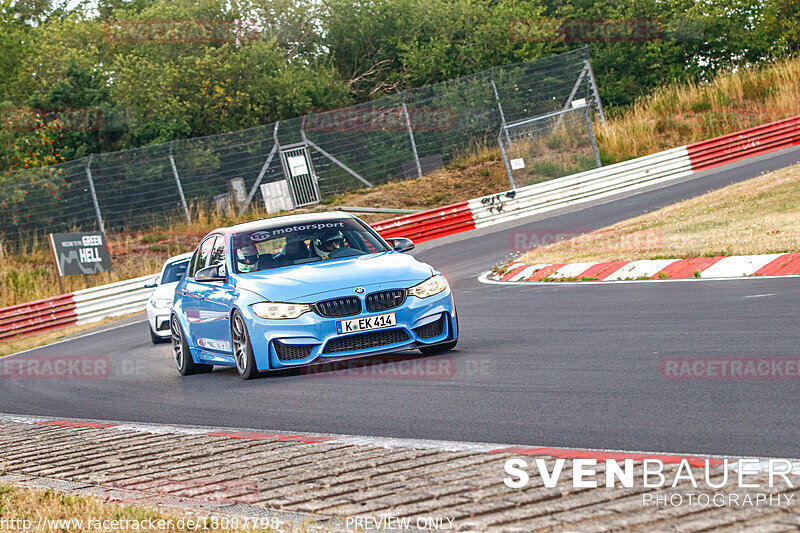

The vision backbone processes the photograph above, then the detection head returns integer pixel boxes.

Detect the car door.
[181,235,216,344]
[192,234,238,360]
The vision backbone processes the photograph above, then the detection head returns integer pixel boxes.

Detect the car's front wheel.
[172,315,213,375]
[231,310,260,380]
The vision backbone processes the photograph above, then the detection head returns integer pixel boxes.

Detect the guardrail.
[469,146,694,228]
[72,274,158,326]
[2,114,798,342]
[0,295,78,342]
[372,201,476,242]
[1,274,157,342]
[687,114,800,171]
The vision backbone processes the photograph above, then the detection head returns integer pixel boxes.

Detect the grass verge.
[596,56,800,163]
[516,163,800,265]
[0,483,279,532]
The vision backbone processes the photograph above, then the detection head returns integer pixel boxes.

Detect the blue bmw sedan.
[170,212,458,379]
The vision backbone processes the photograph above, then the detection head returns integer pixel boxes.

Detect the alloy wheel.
[171,316,184,370]
[232,314,248,373]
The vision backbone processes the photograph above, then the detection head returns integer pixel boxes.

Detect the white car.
[145,252,193,343]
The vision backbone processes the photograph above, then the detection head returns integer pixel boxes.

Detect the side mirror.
[144,282,157,288]
[195,265,226,282]
[388,237,415,253]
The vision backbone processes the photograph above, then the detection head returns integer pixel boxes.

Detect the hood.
[151,282,179,301]
[233,252,434,301]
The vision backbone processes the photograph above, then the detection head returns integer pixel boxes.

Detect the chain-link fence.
[500,105,601,189]
[0,46,602,243]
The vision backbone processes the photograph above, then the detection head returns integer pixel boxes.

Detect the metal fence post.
[497,132,516,190]
[585,106,602,168]
[169,142,192,225]
[491,68,516,189]
[240,121,280,215]
[490,68,512,147]
[302,122,374,188]
[85,154,105,233]
[583,48,606,126]
[402,92,422,178]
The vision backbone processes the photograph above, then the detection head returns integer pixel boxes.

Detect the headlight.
[408,274,447,298]
[251,302,311,319]
[150,299,172,309]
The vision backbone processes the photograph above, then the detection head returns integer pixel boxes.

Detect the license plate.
[337,313,397,334]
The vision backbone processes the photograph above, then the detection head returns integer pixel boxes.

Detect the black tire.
[172,315,213,376]
[150,325,167,344]
[419,311,459,355]
[231,311,260,380]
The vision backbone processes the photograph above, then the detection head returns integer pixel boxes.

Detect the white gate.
[280,144,321,207]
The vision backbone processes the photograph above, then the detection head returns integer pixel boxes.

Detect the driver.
[236,245,259,272]
[312,231,346,259]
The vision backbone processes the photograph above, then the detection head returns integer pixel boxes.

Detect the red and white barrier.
[371,201,475,242]
[0,295,78,342]
[491,252,800,283]
[1,274,158,342]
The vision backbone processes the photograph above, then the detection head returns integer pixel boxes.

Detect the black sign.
[49,232,113,276]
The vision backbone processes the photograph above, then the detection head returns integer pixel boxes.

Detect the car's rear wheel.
[231,311,260,380]
[172,315,213,375]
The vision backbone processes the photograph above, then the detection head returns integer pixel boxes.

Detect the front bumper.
[240,288,457,371]
[147,305,172,337]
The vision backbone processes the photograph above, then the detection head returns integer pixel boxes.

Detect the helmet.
[313,231,345,259]
[236,245,259,272]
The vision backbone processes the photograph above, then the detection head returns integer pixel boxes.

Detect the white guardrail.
[468,146,693,228]
[72,273,159,326]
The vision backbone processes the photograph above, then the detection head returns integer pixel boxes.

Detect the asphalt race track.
[2,147,799,458]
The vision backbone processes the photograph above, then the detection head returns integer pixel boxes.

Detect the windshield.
[161,259,190,284]
[231,219,390,274]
